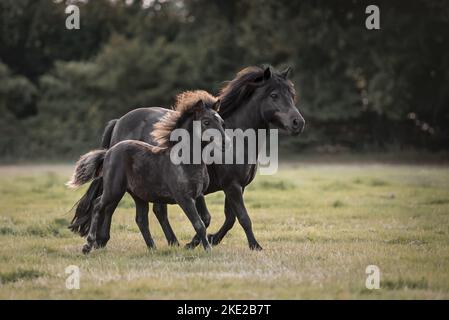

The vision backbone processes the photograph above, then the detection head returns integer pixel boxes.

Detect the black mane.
[218,65,296,118]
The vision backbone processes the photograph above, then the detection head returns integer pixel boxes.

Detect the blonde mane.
[151,90,217,148]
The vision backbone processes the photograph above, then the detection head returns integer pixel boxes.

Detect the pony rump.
[151,90,217,148]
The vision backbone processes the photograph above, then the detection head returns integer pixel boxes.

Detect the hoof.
[185,239,200,250]
[184,242,196,250]
[249,242,263,251]
[96,239,108,248]
[207,234,219,246]
[147,242,157,250]
[204,244,212,252]
[168,240,180,247]
[82,244,92,255]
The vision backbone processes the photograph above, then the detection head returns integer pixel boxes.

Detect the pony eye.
[203,120,210,126]
[270,93,278,99]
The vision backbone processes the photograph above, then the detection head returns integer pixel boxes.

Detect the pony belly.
[127,187,177,204]
[126,172,176,204]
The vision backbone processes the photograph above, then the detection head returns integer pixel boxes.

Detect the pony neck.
[174,115,206,166]
[223,97,267,131]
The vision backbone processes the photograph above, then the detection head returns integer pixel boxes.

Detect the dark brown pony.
[67,97,225,253]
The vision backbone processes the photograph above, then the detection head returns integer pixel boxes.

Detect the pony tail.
[66,150,106,189]
[68,177,103,237]
[101,119,117,149]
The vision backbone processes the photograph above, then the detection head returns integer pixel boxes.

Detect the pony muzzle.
[271,111,305,136]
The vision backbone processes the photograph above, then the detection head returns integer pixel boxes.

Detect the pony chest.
[172,165,209,196]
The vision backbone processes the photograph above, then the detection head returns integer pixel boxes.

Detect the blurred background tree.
[0,0,448,160]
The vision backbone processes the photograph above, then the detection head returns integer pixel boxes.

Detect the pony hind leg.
[82,197,103,254]
[153,203,179,246]
[82,164,127,254]
[222,185,262,250]
[96,172,127,248]
[96,211,112,248]
[132,196,156,249]
[95,197,121,249]
[96,195,117,248]
[207,197,236,246]
[82,197,122,254]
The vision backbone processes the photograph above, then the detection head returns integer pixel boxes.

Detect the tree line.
[0,0,448,161]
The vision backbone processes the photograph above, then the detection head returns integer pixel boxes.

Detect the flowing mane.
[151,90,217,148]
[218,65,296,118]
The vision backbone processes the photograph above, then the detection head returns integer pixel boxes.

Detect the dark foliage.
[0,0,448,160]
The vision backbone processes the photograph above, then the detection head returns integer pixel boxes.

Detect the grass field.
[0,162,449,299]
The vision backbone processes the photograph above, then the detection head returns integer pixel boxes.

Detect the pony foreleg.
[185,196,211,249]
[177,198,211,251]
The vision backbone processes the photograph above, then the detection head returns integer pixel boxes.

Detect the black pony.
[67,96,224,253]
[71,66,305,250]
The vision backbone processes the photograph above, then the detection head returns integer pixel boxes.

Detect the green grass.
[0,163,449,299]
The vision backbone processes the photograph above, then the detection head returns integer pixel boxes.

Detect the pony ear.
[212,99,221,112]
[281,66,292,79]
[249,67,272,86]
[193,99,205,118]
[263,67,272,80]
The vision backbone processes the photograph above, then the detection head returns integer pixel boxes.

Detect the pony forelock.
[151,90,217,148]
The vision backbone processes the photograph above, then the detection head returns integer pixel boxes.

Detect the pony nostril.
[292,118,300,127]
